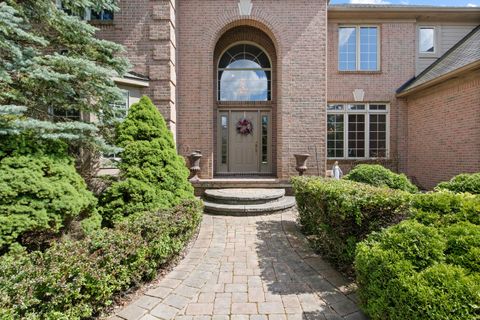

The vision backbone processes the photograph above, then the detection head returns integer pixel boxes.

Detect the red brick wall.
[327,21,416,174]
[177,0,328,179]
[94,0,177,136]
[406,71,480,190]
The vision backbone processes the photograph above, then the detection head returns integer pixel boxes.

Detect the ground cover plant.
[355,190,480,320]
[0,200,202,319]
[344,164,418,193]
[101,96,194,225]
[292,176,411,271]
[436,172,480,195]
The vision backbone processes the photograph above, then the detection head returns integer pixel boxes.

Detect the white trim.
[338,25,381,72]
[113,77,149,88]
[217,41,273,102]
[418,25,438,57]
[327,102,390,160]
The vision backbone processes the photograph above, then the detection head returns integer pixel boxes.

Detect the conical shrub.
[101,96,194,224]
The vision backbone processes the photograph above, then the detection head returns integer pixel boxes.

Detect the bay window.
[327,103,389,159]
[339,26,380,71]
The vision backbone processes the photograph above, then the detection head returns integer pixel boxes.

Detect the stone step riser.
[203,195,284,205]
[203,188,285,206]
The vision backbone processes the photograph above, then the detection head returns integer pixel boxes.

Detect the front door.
[217,110,271,175]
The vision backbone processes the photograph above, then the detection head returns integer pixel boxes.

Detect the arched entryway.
[214,26,277,176]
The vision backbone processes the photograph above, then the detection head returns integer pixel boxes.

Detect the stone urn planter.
[188,151,202,182]
[294,153,310,176]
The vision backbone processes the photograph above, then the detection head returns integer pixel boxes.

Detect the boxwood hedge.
[292,176,411,270]
[344,164,418,193]
[0,199,203,319]
[355,191,480,320]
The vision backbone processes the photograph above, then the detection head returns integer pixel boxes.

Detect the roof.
[113,71,150,88]
[398,25,480,96]
[328,4,480,11]
[124,71,150,81]
[328,4,480,22]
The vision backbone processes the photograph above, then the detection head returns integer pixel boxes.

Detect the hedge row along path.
[108,211,367,320]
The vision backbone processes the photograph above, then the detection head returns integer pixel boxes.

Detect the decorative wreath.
[236,118,253,136]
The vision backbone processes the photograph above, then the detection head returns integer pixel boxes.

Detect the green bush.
[0,199,203,319]
[344,164,418,193]
[436,172,480,194]
[101,96,194,224]
[292,176,411,269]
[355,191,480,319]
[0,154,97,252]
[412,191,480,226]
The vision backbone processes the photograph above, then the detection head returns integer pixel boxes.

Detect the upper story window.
[56,0,113,22]
[89,9,114,21]
[218,43,271,101]
[419,27,435,53]
[327,103,389,159]
[338,26,379,72]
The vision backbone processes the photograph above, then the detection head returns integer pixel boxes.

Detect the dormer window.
[419,27,435,53]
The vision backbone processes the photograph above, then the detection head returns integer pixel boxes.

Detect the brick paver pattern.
[110,211,368,320]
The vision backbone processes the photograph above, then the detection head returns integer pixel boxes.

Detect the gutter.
[396,60,480,98]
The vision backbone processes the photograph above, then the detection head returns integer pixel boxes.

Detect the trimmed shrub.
[344,164,418,193]
[0,154,97,252]
[412,191,480,226]
[355,191,480,319]
[101,96,194,224]
[436,172,480,194]
[292,176,411,269]
[0,199,203,319]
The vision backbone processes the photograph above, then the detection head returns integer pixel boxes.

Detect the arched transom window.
[218,43,271,101]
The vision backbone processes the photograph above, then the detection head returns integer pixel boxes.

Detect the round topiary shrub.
[344,164,418,193]
[0,154,97,252]
[436,172,480,194]
[101,96,194,224]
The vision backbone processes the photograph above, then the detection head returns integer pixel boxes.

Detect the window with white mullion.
[327,103,389,159]
[339,25,379,71]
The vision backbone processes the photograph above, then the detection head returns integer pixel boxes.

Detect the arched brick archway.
[177,0,328,179]
[213,25,278,176]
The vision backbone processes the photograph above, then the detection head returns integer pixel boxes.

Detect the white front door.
[217,110,271,174]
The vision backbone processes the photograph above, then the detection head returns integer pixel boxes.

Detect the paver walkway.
[109,211,367,320]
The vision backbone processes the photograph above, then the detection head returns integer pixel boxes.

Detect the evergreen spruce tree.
[101,96,194,224]
[0,0,128,152]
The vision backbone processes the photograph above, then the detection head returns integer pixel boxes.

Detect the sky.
[329,0,479,7]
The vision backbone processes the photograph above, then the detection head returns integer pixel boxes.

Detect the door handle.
[255,141,258,153]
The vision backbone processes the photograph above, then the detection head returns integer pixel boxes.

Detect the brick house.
[92,1,480,190]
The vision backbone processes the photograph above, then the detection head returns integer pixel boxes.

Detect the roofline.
[328,5,480,13]
[396,60,480,98]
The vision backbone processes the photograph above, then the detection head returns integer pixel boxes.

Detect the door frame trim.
[216,108,272,175]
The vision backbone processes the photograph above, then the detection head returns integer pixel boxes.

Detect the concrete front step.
[204,188,285,205]
[204,196,296,216]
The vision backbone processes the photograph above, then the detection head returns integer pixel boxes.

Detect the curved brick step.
[203,196,296,216]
